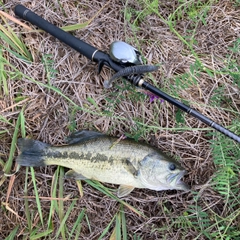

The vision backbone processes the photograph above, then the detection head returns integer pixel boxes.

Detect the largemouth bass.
[16,130,189,197]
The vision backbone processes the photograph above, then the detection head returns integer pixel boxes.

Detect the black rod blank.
[14,5,240,143]
[143,82,240,142]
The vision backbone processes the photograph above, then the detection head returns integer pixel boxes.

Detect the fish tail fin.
[16,138,50,167]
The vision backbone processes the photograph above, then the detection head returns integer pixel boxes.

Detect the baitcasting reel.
[109,41,143,66]
[104,41,158,88]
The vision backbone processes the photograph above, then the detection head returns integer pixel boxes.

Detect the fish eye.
[169,163,176,171]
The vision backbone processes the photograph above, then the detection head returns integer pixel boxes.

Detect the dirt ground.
[0,0,239,239]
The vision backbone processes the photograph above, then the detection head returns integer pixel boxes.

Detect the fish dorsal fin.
[117,185,135,198]
[65,170,88,180]
[66,130,106,144]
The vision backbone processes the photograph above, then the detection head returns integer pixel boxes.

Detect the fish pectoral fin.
[117,185,135,198]
[65,170,88,180]
[66,130,105,144]
[124,159,138,177]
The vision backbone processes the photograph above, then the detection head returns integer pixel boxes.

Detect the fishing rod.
[14,4,240,143]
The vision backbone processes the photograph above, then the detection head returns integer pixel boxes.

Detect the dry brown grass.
[0,0,239,239]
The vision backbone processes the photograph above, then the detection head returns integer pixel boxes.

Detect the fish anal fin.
[117,185,135,198]
[66,130,105,144]
[65,170,88,180]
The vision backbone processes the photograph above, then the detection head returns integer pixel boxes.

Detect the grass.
[0,13,32,62]
[0,0,240,239]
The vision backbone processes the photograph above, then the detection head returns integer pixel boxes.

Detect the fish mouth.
[167,170,190,190]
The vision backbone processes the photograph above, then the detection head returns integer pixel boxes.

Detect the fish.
[16,130,189,197]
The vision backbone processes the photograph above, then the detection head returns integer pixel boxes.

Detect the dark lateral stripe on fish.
[45,151,115,163]
[17,138,121,167]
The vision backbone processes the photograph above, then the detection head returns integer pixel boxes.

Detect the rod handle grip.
[14,4,98,61]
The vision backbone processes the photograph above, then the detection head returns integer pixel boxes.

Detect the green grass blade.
[20,107,26,137]
[47,167,60,228]
[55,199,77,239]
[22,114,31,233]
[0,158,5,167]
[0,28,20,52]
[61,22,89,32]
[85,180,144,217]
[58,166,66,240]
[69,208,85,240]
[5,225,19,240]
[0,114,13,126]
[3,45,31,62]
[0,18,33,61]
[3,109,22,174]
[85,214,92,234]
[30,229,53,240]
[60,1,107,32]
[115,212,121,240]
[24,167,32,232]
[30,167,44,226]
[86,97,100,111]
[29,227,38,238]
[0,47,8,95]
[98,214,116,240]
[121,204,127,240]
[76,180,84,198]
[0,130,9,135]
